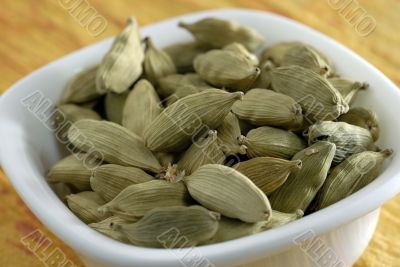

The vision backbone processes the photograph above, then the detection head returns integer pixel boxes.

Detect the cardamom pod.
[194,49,260,91]
[177,130,225,175]
[306,121,374,165]
[164,41,211,73]
[217,112,247,155]
[234,157,303,195]
[48,154,100,191]
[232,88,303,129]
[89,216,131,243]
[122,79,163,138]
[328,77,368,105]
[112,206,220,248]
[269,141,336,213]
[143,37,176,85]
[263,210,304,230]
[60,65,102,104]
[90,164,154,201]
[68,120,161,172]
[252,61,274,89]
[316,149,393,210]
[337,107,379,141]
[166,84,203,106]
[67,191,109,224]
[240,126,306,159]
[96,17,144,94]
[104,91,129,124]
[184,164,272,223]
[223,42,259,65]
[178,18,263,51]
[154,152,175,167]
[271,66,348,121]
[50,182,73,204]
[144,89,243,152]
[98,180,190,220]
[158,73,212,97]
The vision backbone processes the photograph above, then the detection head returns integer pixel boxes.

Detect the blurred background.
[0,0,399,266]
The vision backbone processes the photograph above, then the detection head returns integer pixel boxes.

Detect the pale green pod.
[178,18,264,51]
[234,157,303,195]
[177,130,225,175]
[144,89,243,152]
[143,37,176,85]
[164,41,211,73]
[328,77,368,105]
[112,206,220,248]
[60,65,103,104]
[166,84,204,106]
[90,164,154,201]
[240,126,306,159]
[223,42,259,65]
[96,17,144,94]
[232,89,303,130]
[122,79,163,138]
[271,66,348,121]
[316,149,393,210]
[263,210,304,230]
[51,183,73,204]
[306,121,374,165]
[89,216,132,243]
[269,141,336,213]
[68,120,161,172]
[104,91,129,124]
[99,180,191,220]
[158,73,212,97]
[194,49,260,91]
[337,107,379,141]
[67,191,109,224]
[217,112,247,155]
[184,164,272,223]
[252,61,274,89]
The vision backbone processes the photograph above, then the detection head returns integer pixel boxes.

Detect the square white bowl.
[0,8,399,267]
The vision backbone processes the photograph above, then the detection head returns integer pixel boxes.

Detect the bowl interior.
[1,8,400,267]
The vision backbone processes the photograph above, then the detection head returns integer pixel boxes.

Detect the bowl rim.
[1,8,400,267]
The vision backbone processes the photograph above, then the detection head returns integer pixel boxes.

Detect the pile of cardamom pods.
[48,16,393,248]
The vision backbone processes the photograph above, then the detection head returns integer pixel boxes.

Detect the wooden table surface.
[0,1,399,266]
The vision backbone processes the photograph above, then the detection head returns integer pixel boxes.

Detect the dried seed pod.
[99,180,190,220]
[144,89,243,152]
[50,183,73,204]
[143,37,176,85]
[328,77,368,105]
[263,210,304,230]
[269,141,336,213]
[271,66,348,121]
[178,18,263,51]
[164,41,211,73]
[194,49,260,91]
[306,121,374,165]
[67,191,109,224]
[60,65,103,104]
[158,73,212,97]
[122,80,163,138]
[240,126,306,159]
[184,164,272,223]
[96,17,144,94]
[338,107,379,141]
[104,91,129,124]
[68,120,161,172]
[232,89,303,130]
[234,157,303,195]
[166,84,203,106]
[177,130,225,175]
[90,164,154,201]
[48,154,101,191]
[89,216,132,243]
[55,104,101,136]
[316,149,393,210]
[112,206,220,248]
[223,42,259,65]
[217,112,247,155]
[252,61,274,89]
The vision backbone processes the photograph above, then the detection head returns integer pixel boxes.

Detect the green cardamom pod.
[96,17,144,94]
[154,152,175,167]
[178,18,263,51]
[263,210,304,230]
[166,84,204,106]
[104,91,129,124]
[144,89,243,152]
[328,77,368,105]
[89,216,132,243]
[50,182,73,204]
[232,88,303,130]
[67,191,109,224]
[252,61,274,89]
[269,141,336,213]
[217,112,247,155]
[158,73,212,97]
[223,42,259,65]
[337,107,379,141]
[184,164,272,223]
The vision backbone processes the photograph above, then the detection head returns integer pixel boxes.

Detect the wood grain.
[0,1,399,266]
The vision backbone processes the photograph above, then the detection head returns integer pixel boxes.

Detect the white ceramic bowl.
[1,8,399,267]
